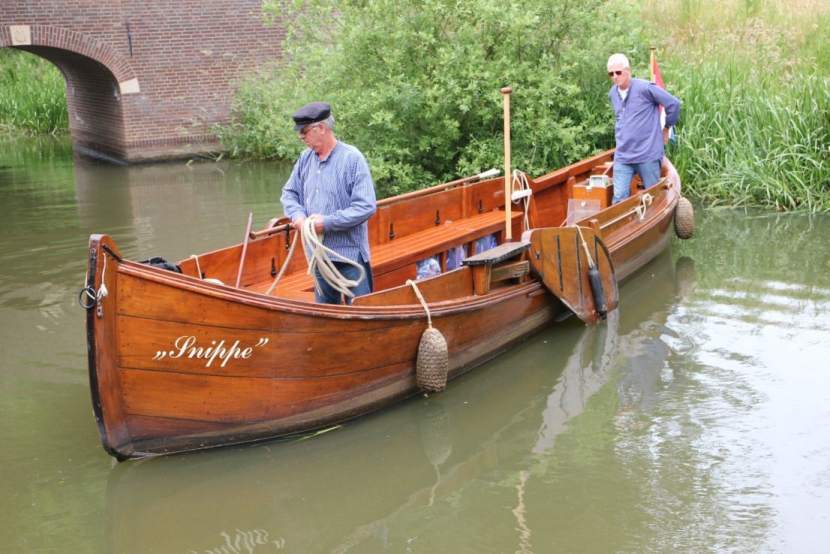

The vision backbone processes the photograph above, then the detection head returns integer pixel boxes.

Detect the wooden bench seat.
[373,210,521,273]
[253,209,521,300]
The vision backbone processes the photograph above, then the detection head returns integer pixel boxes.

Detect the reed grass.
[642,0,830,210]
[0,49,68,135]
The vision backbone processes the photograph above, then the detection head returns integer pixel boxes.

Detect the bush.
[220,0,645,197]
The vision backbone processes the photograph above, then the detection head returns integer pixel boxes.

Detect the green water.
[1,136,829,553]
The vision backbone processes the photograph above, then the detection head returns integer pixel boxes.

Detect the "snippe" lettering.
[153,336,269,368]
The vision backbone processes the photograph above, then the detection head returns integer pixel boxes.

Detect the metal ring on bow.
[78,286,98,309]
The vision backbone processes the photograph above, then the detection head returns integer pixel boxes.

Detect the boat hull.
[86,153,683,459]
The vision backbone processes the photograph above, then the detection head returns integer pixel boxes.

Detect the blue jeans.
[314,257,374,304]
[612,159,662,204]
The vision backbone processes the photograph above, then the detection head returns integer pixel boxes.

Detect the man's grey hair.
[320,114,335,130]
[607,53,630,71]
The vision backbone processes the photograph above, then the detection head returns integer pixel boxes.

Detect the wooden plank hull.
[86,151,683,459]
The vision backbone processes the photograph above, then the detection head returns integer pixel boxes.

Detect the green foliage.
[220,0,644,197]
[642,0,830,211]
[666,62,830,211]
[0,49,68,135]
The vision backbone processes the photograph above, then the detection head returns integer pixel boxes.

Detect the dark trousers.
[314,257,373,304]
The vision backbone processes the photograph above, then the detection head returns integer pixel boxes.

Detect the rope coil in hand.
[265,217,366,298]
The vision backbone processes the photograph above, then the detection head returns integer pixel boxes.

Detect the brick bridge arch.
[1,2,284,162]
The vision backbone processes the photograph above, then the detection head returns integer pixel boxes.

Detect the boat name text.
[153,336,269,367]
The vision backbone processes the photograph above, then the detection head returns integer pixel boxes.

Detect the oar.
[235,212,254,288]
[501,86,513,241]
[575,226,607,319]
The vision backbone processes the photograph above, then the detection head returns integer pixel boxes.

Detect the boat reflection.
[105,250,696,553]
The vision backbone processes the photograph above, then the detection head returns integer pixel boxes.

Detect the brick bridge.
[0,1,284,162]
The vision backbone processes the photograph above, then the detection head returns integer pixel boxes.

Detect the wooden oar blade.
[525,227,619,324]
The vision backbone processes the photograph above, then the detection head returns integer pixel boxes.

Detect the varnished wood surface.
[85,149,681,459]
[527,227,619,324]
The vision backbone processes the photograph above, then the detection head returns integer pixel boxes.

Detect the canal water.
[1,136,829,553]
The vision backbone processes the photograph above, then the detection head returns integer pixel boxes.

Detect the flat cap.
[292,101,331,131]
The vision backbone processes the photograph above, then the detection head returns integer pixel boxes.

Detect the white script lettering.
[152,336,269,367]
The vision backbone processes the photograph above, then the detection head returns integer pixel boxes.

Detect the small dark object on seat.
[139,256,182,273]
[462,242,529,267]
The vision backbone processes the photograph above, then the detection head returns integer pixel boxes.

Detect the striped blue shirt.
[281,141,376,262]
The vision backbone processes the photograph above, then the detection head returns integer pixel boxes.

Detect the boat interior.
[174,151,671,305]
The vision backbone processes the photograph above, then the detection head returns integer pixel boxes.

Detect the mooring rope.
[635,192,654,221]
[190,254,202,279]
[79,250,109,309]
[512,169,533,232]
[406,279,433,328]
[264,229,299,296]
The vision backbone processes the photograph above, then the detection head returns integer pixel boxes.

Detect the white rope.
[97,251,109,301]
[301,217,365,299]
[190,254,202,279]
[634,192,654,221]
[265,230,299,296]
[511,169,533,232]
[406,279,432,328]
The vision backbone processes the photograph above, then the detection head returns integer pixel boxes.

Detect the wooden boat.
[105,251,692,553]
[84,148,687,460]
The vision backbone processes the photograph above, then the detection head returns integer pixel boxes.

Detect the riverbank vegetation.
[222,0,640,198]
[1,1,826,210]
[220,0,829,210]
[0,49,67,135]
[643,0,830,210]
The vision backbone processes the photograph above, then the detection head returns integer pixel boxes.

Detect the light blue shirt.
[281,141,376,263]
[609,77,681,164]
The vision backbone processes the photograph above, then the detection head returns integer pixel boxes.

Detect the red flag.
[650,49,670,136]
[650,49,665,89]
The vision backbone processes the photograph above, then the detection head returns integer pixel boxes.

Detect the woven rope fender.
[675,196,695,239]
[407,280,449,392]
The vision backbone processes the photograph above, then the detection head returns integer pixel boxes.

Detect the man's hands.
[290,215,324,233]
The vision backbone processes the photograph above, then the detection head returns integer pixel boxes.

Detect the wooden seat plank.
[257,209,521,298]
[462,241,529,266]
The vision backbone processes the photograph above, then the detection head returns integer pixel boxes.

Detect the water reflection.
[4,135,830,552]
[105,251,697,553]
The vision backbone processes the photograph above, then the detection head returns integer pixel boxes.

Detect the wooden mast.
[500,86,513,241]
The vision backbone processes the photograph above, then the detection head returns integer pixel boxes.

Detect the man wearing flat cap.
[280,101,377,304]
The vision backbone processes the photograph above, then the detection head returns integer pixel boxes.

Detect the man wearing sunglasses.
[280,101,377,303]
[607,53,681,204]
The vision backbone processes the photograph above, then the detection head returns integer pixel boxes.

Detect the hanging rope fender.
[407,279,449,393]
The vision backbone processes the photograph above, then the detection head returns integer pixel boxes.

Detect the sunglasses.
[298,123,321,137]
[608,70,625,77]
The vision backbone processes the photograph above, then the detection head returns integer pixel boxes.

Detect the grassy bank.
[0,49,67,135]
[643,0,830,210]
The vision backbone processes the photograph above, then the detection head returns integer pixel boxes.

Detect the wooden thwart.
[462,241,529,295]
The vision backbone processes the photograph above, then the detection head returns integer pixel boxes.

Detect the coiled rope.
[635,192,654,221]
[511,169,533,232]
[265,217,365,299]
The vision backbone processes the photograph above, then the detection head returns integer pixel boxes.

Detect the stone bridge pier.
[1,1,283,163]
